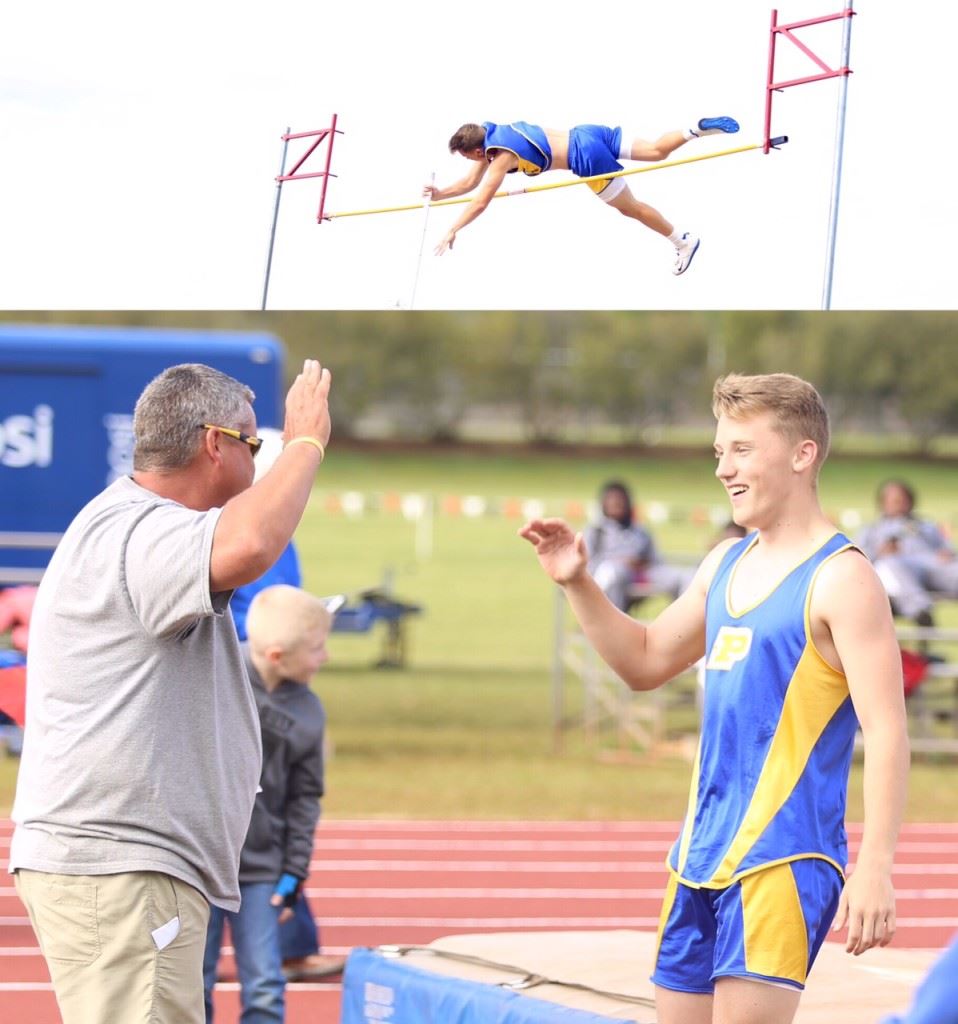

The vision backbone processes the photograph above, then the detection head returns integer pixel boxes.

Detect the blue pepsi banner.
[0,325,285,582]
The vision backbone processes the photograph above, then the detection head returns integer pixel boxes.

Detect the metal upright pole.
[763,9,779,153]
[822,4,855,310]
[552,585,566,752]
[261,127,291,311]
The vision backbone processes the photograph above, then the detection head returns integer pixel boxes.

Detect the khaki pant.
[15,868,210,1024]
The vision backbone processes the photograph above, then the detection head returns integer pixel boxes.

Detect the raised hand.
[284,359,332,448]
[518,518,589,585]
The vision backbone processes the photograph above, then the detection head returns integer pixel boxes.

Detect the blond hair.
[246,585,332,654]
[712,372,830,468]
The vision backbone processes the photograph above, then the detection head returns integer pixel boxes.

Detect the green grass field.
[3,446,958,819]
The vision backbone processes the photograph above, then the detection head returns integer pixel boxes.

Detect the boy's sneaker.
[691,116,740,137]
[283,954,348,981]
[673,233,700,276]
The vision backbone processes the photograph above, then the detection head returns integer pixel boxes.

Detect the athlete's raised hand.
[518,518,588,585]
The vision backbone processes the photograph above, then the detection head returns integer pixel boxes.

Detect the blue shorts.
[652,858,843,994]
[568,124,623,194]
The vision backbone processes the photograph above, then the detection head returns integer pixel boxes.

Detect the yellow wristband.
[285,436,325,462]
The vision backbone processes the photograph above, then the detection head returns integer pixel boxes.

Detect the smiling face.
[713,411,816,531]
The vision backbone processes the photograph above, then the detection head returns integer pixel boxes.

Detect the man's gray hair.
[133,363,255,471]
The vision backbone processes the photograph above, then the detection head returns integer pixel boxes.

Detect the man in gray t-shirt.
[10,359,333,1024]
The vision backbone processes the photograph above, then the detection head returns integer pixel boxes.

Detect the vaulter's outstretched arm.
[434,151,514,255]
[424,159,489,201]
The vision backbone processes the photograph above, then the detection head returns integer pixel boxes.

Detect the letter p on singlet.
[706,626,753,670]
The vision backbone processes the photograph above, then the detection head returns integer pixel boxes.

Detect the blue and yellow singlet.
[482,121,552,176]
[669,531,859,888]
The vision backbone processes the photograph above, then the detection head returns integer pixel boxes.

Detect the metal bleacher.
[895,607,958,755]
[551,579,700,756]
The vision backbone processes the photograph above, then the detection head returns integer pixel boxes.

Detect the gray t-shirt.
[10,476,262,911]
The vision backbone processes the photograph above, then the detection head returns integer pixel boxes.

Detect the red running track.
[1,819,956,1024]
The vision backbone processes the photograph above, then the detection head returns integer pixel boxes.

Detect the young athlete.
[519,372,909,1024]
[426,117,740,274]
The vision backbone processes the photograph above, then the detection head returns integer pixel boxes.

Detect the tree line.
[6,310,958,451]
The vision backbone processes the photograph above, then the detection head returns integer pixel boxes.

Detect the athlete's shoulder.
[816,541,872,583]
[812,542,888,617]
[694,535,743,593]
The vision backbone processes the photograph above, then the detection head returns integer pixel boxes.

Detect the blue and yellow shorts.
[568,124,624,196]
[651,858,843,994]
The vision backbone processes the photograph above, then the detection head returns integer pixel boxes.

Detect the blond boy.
[203,584,334,1023]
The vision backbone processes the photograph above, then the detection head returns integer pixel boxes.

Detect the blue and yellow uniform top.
[482,121,552,176]
[669,531,859,889]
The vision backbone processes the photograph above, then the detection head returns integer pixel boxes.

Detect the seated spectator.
[583,480,693,613]
[857,479,958,625]
[0,588,35,757]
[0,585,36,652]
[201,584,335,1021]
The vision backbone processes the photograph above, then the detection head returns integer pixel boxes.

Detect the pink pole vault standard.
[260,115,342,310]
[763,5,856,310]
[276,115,342,221]
[764,7,855,153]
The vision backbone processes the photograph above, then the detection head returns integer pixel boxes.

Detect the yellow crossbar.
[325,142,763,221]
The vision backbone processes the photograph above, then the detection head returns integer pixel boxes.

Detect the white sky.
[2,1,955,311]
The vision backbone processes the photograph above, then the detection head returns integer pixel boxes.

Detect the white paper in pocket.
[151,915,180,951]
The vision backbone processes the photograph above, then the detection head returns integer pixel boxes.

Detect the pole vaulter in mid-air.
[423,116,740,275]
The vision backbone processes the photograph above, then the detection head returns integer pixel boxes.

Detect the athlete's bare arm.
[812,548,909,956]
[425,159,489,201]
[519,518,735,691]
[434,151,515,255]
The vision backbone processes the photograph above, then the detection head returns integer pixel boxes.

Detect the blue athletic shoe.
[693,116,740,137]
[673,233,700,276]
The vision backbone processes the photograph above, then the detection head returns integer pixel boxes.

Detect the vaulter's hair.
[448,123,487,154]
[246,584,332,654]
[133,363,255,471]
[712,372,830,469]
